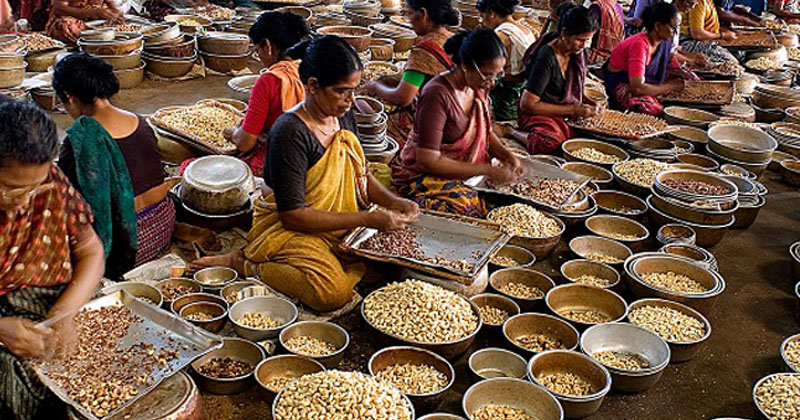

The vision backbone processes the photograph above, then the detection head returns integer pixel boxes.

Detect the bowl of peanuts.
[463,377,564,420]
[279,321,350,369]
[489,268,555,312]
[229,296,298,341]
[527,350,611,418]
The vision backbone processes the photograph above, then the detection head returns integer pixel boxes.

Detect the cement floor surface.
[52,76,800,420]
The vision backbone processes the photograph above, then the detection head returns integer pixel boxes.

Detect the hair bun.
[286,39,312,60]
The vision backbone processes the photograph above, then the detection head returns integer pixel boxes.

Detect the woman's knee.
[304,285,354,312]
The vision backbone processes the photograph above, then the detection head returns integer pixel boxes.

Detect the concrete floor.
[53,76,800,420]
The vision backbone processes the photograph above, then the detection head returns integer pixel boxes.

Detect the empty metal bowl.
[221,281,259,304]
[591,190,648,219]
[255,354,325,404]
[488,244,536,271]
[580,323,670,393]
[191,337,265,394]
[569,235,633,266]
[585,215,650,251]
[368,346,455,415]
[560,259,620,289]
[193,266,238,291]
[468,347,528,382]
[470,293,521,328]
[229,296,298,341]
[101,282,163,307]
[179,301,227,333]
[627,298,712,363]
[157,278,203,308]
[279,321,349,368]
[463,377,564,420]
[545,284,628,330]
[527,350,611,419]
[172,292,228,315]
[780,333,800,373]
[503,313,580,356]
[489,268,555,312]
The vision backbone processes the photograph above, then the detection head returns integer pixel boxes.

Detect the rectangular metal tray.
[341,212,510,280]
[464,157,592,211]
[34,291,223,420]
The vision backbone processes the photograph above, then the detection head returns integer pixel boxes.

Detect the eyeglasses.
[0,181,55,203]
[472,61,505,83]
[330,86,357,98]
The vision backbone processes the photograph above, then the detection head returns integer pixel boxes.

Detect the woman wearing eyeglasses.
[604,3,691,116]
[500,5,600,155]
[188,36,419,312]
[0,101,105,420]
[391,29,522,218]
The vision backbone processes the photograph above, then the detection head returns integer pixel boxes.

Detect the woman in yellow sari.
[189,36,419,312]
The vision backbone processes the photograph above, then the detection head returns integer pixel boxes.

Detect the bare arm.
[629,75,683,97]
[520,90,579,117]
[416,147,497,180]
[773,1,800,18]
[365,79,419,108]
[717,8,760,26]
[689,25,722,41]
[279,206,376,233]
[226,126,258,154]
[48,228,105,318]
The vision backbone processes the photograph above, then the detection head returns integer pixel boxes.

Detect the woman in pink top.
[603,2,692,116]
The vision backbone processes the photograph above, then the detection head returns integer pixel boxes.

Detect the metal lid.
[183,155,250,192]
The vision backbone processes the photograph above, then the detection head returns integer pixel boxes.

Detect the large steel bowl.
[463,377,564,420]
[468,347,528,383]
[229,296,298,341]
[255,354,325,404]
[569,235,633,267]
[647,196,735,248]
[560,259,621,290]
[470,293,521,330]
[780,333,800,373]
[627,298,712,362]
[545,284,628,330]
[591,190,648,220]
[585,215,650,252]
[707,125,777,164]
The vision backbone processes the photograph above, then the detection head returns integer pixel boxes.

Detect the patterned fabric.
[679,38,739,64]
[0,166,93,295]
[588,0,625,65]
[517,114,574,154]
[0,286,65,420]
[134,198,175,266]
[45,0,106,44]
[404,177,487,218]
[496,22,537,76]
[610,83,665,116]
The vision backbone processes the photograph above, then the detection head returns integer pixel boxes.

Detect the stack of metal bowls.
[648,170,738,247]
[707,125,777,177]
[790,241,800,281]
[628,138,678,162]
[768,121,800,159]
[656,223,696,246]
[623,253,726,315]
[659,243,718,272]
[752,83,800,110]
[663,106,720,129]
[721,175,766,229]
[355,96,399,163]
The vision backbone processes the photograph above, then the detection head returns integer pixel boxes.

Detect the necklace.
[302,102,338,137]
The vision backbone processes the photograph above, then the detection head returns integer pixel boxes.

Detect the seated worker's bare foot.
[185,250,246,276]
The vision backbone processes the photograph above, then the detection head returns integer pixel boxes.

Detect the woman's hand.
[487,164,518,184]
[92,7,121,20]
[49,316,78,358]
[363,81,381,97]
[387,197,420,218]
[721,30,738,41]
[223,126,236,142]
[572,104,601,118]
[667,78,686,92]
[687,52,710,68]
[0,318,51,359]
[368,208,417,232]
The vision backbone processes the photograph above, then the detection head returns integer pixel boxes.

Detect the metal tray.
[464,157,592,211]
[34,291,223,420]
[341,212,510,280]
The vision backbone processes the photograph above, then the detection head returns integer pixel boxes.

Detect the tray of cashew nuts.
[567,109,673,140]
[660,80,735,105]
[149,99,243,155]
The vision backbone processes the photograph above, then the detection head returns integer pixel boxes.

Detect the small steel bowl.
[156,278,203,308]
[503,313,580,356]
[560,259,620,290]
[591,190,648,220]
[562,162,614,187]
[255,354,325,404]
[527,350,611,419]
[752,373,800,420]
[585,215,650,252]
[172,292,228,315]
[627,298,712,363]
[657,223,697,246]
[221,280,259,304]
[179,301,227,333]
[418,414,467,420]
[470,293,521,329]
[229,296,298,341]
[101,282,163,307]
[489,268,555,312]
[677,153,720,171]
[191,337,265,395]
[569,235,633,267]
[463,377,564,420]
[279,321,349,368]
[545,284,628,330]
[193,266,238,291]
[368,346,455,415]
[580,323,671,393]
[488,244,536,272]
[780,333,800,373]
[468,347,528,382]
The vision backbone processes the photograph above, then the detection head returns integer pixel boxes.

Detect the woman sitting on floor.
[364,0,459,143]
[500,5,600,155]
[604,3,688,116]
[773,0,800,23]
[0,101,105,420]
[189,36,420,312]
[391,29,522,218]
[215,11,309,178]
[54,52,174,279]
[46,0,122,44]
[477,0,537,122]
[679,0,739,64]
[587,0,625,65]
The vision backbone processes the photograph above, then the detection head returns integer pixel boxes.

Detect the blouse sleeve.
[627,37,650,78]
[241,73,281,137]
[413,83,450,151]
[526,48,555,97]
[266,115,313,212]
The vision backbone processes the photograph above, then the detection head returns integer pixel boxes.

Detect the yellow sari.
[244,129,368,312]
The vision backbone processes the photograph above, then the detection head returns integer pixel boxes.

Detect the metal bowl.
[316,26,373,52]
[503,313,580,356]
[191,337,265,394]
[468,347,528,382]
[791,242,800,282]
[769,150,796,171]
[585,215,650,251]
[627,254,725,313]
[144,53,196,78]
[470,293,520,329]
[580,323,670,393]
[708,125,777,164]
[649,188,738,226]
[568,235,633,267]
[676,153,720,171]
[255,354,325,404]
[488,244,536,271]
[156,278,203,308]
[463,378,564,420]
[562,162,614,187]
[561,138,629,168]
[752,373,800,420]
[560,259,620,289]
[657,223,697,246]
[489,268,555,312]
[201,51,250,73]
[627,298,712,362]
[781,159,800,186]
[780,333,800,373]
[527,350,611,418]
[227,74,258,102]
[507,213,566,260]
[646,196,735,248]
[660,243,717,270]
[706,146,769,178]
[279,321,349,368]
[664,106,720,128]
[194,266,238,291]
[229,296,298,341]
[418,414,467,420]
[591,190,648,219]
[179,301,227,333]
[368,346,455,415]
[732,194,766,229]
[546,284,628,330]
[100,282,163,307]
[668,125,710,147]
[172,292,228,315]
[221,280,259,304]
